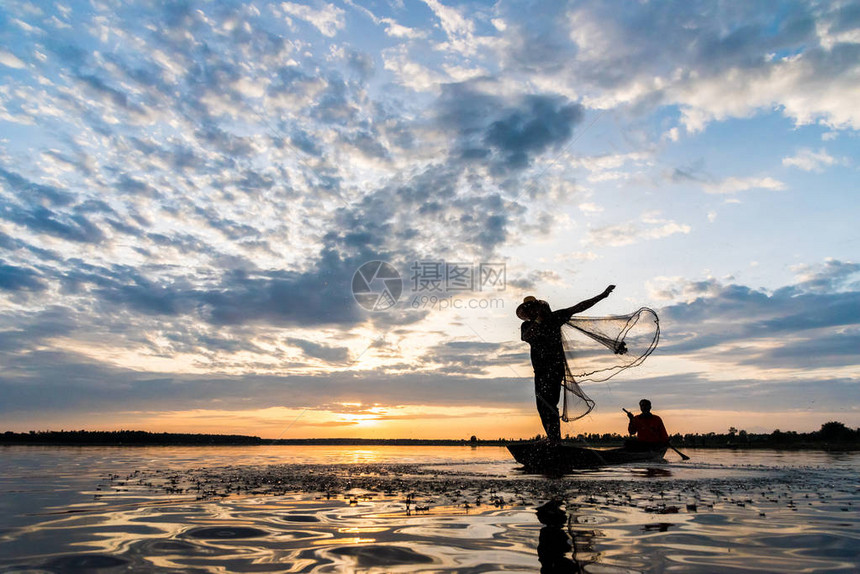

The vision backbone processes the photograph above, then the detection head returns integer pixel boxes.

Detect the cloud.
[483,96,584,172]
[78,255,372,328]
[0,49,26,69]
[346,49,375,79]
[657,265,860,367]
[0,350,529,415]
[570,152,652,182]
[647,276,723,303]
[0,167,76,207]
[381,18,426,40]
[422,0,480,56]
[1,257,857,428]
[436,84,585,174]
[788,259,860,294]
[5,205,105,244]
[422,339,511,375]
[597,372,859,414]
[678,41,860,132]
[702,176,785,195]
[782,148,839,171]
[281,2,346,37]
[0,262,48,293]
[287,337,350,364]
[587,213,690,247]
[498,1,860,131]
[507,269,564,292]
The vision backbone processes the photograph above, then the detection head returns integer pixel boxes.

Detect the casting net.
[560,307,660,422]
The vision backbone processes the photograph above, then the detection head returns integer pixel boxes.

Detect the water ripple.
[0,447,858,573]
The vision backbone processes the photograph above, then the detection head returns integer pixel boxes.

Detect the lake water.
[0,445,858,573]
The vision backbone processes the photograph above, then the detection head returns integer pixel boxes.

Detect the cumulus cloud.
[483,96,584,172]
[673,44,860,132]
[0,262,48,293]
[281,2,346,37]
[702,176,786,195]
[381,18,426,39]
[658,263,860,367]
[287,337,350,364]
[497,1,860,131]
[382,45,450,92]
[587,213,690,247]
[647,276,724,303]
[782,148,840,171]
[436,83,585,173]
[569,152,652,181]
[789,259,860,294]
[0,49,26,69]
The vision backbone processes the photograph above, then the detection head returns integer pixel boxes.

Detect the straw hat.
[516,295,539,320]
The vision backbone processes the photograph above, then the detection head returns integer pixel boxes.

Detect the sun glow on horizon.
[5,403,855,439]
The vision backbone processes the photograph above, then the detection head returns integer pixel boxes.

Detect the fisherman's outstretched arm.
[559,285,615,318]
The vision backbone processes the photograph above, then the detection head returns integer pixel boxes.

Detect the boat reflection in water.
[631,466,673,478]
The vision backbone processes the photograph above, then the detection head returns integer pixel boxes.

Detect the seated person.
[625,399,669,451]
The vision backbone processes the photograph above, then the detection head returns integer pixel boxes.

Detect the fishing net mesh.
[560,307,660,422]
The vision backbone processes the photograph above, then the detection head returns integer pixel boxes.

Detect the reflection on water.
[0,446,858,573]
[536,499,585,573]
[630,466,673,479]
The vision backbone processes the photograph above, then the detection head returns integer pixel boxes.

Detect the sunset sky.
[1,0,858,439]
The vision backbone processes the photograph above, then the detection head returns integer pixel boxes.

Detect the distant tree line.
[676,421,860,449]
[564,421,860,450]
[0,430,482,446]
[1,422,858,449]
[0,430,263,445]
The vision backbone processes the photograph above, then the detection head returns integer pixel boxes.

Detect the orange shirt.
[629,414,669,444]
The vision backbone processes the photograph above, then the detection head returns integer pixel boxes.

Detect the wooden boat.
[507,441,667,472]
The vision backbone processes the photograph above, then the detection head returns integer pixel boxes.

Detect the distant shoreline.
[2,441,858,451]
[2,429,859,450]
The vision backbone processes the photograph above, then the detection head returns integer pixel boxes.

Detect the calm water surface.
[0,445,858,572]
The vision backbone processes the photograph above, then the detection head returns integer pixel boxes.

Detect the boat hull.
[507,441,667,472]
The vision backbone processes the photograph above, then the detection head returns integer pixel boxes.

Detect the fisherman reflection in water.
[625,398,670,451]
[536,499,582,573]
[517,286,615,444]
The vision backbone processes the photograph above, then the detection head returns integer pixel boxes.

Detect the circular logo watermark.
[352,261,402,311]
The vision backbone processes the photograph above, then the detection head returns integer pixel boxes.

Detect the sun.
[336,403,387,427]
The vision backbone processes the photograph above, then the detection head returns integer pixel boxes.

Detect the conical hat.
[516,295,539,320]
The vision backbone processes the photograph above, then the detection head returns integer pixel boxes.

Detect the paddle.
[669,444,691,461]
[623,408,690,461]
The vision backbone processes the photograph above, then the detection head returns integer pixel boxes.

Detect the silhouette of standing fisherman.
[517,286,615,443]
